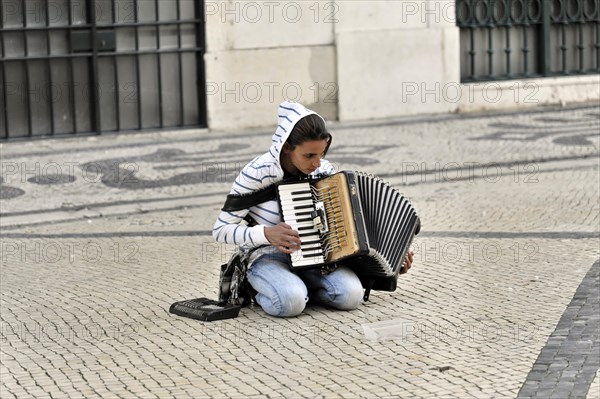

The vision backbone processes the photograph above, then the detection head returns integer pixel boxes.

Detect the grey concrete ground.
[0,104,599,399]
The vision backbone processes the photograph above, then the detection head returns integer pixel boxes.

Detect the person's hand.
[264,223,302,254]
[399,251,414,274]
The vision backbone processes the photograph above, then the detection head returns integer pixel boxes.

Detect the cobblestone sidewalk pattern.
[1,104,599,398]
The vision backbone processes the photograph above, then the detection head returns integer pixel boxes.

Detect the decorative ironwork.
[0,0,207,139]
[457,0,600,81]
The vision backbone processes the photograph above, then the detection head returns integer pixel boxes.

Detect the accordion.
[276,171,421,293]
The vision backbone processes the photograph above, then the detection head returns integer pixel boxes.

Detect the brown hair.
[282,114,332,155]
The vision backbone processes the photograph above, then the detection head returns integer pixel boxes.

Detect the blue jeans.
[246,251,364,317]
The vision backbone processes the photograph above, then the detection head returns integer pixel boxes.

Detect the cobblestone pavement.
[1,104,599,398]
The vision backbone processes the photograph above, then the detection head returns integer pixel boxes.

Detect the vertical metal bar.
[134,0,141,129]
[44,0,55,135]
[23,0,33,137]
[561,23,567,73]
[176,0,184,125]
[469,27,476,80]
[597,6,600,71]
[539,0,551,76]
[559,1,568,73]
[155,0,163,128]
[522,0,530,75]
[0,59,6,138]
[468,0,476,81]
[0,3,8,138]
[505,0,512,77]
[577,5,584,73]
[578,24,584,72]
[486,0,494,78]
[523,25,530,75]
[487,27,494,78]
[195,0,207,126]
[505,26,512,77]
[67,0,77,133]
[112,0,120,130]
[88,0,101,133]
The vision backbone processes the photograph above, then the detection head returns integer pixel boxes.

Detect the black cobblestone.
[517,260,600,399]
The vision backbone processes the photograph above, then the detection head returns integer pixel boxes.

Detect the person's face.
[285,139,329,175]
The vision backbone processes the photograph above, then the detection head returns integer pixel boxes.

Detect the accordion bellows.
[277,171,421,282]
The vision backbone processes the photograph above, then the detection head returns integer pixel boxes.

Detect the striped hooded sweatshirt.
[212,101,336,257]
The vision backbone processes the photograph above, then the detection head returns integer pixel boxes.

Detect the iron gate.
[0,0,206,139]
[457,0,600,82]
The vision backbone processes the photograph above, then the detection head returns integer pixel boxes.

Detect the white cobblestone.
[1,105,598,398]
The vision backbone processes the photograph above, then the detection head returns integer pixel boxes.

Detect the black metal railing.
[0,0,207,140]
[457,0,600,82]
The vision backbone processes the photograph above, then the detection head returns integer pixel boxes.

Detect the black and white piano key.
[300,241,322,250]
[281,204,315,212]
[282,213,314,221]
[291,253,324,267]
[278,183,311,191]
[279,196,313,204]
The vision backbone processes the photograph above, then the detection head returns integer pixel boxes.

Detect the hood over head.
[243,101,333,185]
[268,101,325,167]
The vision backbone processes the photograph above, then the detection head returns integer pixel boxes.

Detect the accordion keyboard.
[277,182,325,267]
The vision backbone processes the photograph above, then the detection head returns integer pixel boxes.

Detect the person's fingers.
[286,229,300,239]
[277,245,284,253]
[400,252,413,274]
[279,223,299,235]
[281,231,301,247]
[282,248,291,254]
[280,222,295,231]
[274,224,300,246]
[277,245,294,254]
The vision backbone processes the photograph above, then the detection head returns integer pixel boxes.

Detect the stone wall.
[204,1,599,130]
[204,0,337,130]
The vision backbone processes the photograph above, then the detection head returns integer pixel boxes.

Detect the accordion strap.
[221,184,277,212]
[221,174,319,212]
